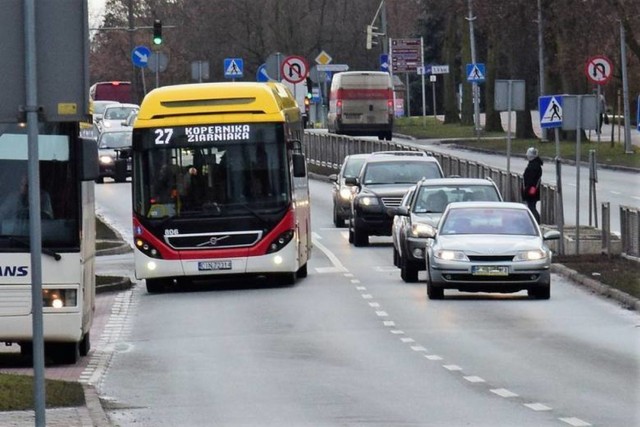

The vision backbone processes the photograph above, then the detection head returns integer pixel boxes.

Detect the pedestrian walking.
[521,147,543,223]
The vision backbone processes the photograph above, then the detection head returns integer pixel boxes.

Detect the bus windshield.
[133,123,291,219]
[0,123,79,251]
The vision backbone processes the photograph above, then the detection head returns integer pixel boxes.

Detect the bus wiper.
[9,236,62,261]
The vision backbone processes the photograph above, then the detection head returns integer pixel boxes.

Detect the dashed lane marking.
[491,388,519,398]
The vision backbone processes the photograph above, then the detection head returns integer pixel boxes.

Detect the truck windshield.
[0,123,79,251]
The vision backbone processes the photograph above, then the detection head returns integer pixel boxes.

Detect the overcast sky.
[88,0,105,28]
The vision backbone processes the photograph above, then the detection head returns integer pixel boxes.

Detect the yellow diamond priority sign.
[315,51,332,65]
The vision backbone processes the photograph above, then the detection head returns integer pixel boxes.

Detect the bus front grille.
[165,230,263,250]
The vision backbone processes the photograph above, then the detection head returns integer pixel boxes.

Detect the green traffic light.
[153,36,162,45]
[153,19,162,45]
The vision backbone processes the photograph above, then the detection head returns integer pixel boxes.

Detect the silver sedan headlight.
[513,249,547,261]
[410,223,434,238]
[434,249,469,261]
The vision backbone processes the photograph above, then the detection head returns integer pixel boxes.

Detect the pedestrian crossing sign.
[539,95,563,128]
[466,63,485,82]
[224,58,244,79]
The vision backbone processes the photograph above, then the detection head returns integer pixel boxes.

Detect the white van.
[327,71,394,140]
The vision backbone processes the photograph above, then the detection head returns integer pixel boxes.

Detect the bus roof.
[135,82,301,126]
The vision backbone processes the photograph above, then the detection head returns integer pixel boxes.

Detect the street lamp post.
[466,0,481,135]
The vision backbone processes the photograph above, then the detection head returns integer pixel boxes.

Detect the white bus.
[0,122,98,364]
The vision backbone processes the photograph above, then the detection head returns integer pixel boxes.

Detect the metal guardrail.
[620,205,640,258]
[302,131,558,225]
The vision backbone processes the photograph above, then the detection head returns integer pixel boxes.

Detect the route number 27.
[154,128,174,145]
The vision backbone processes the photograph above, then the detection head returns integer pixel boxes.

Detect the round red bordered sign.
[280,55,309,84]
[585,55,613,85]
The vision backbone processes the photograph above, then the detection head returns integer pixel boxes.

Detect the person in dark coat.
[522,147,543,223]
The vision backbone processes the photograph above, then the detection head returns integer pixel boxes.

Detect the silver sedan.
[424,202,560,300]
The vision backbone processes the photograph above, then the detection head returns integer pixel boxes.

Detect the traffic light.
[153,19,162,45]
[366,25,378,50]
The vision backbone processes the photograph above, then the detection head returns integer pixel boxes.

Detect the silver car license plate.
[472,265,508,276]
[198,260,232,271]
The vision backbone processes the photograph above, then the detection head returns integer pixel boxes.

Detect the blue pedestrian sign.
[256,64,270,82]
[539,95,563,128]
[224,58,243,79]
[131,45,151,68]
[466,63,485,82]
[380,54,389,72]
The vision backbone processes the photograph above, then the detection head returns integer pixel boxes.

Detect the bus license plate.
[198,260,232,271]
[472,265,508,276]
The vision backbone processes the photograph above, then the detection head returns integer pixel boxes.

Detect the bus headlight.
[339,187,352,200]
[267,230,294,253]
[42,289,77,308]
[135,238,162,258]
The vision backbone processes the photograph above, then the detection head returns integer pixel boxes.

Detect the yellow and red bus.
[89,81,132,103]
[131,82,311,292]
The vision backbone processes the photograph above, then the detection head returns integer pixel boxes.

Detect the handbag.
[527,186,537,196]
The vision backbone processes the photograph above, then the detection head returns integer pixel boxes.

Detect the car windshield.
[413,185,501,213]
[343,158,366,178]
[99,131,132,149]
[362,161,441,185]
[440,208,537,236]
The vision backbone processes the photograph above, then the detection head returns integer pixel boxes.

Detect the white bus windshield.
[0,124,79,250]
[133,123,291,219]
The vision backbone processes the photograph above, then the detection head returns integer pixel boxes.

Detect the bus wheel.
[79,332,91,357]
[297,263,308,278]
[146,278,167,293]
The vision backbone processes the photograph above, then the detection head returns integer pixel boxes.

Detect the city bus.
[0,122,99,364]
[131,82,311,292]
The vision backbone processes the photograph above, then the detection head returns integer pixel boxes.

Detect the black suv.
[347,151,444,246]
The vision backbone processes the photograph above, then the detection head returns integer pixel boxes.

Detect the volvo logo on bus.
[0,265,29,277]
[197,235,230,247]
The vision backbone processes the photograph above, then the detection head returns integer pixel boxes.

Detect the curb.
[83,385,113,427]
[551,263,640,311]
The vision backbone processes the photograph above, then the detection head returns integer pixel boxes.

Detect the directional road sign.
[430,65,449,74]
[539,95,563,128]
[586,55,613,85]
[256,63,271,82]
[380,54,389,72]
[224,58,243,79]
[281,55,309,84]
[316,64,348,72]
[390,38,421,73]
[131,45,151,68]
[466,63,485,82]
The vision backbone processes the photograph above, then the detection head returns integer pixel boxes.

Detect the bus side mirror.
[78,137,99,181]
[292,152,306,178]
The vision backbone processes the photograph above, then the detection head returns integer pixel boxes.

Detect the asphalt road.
[92,180,639,427]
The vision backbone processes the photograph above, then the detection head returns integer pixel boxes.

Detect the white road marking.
[375,310,389,317]
[361,294,373,299]
[368,302,380,308]
[559,417,592,426]
[524,403,552,411]
[390,330,405,335]
[351,279,361,284]
[312,234,348,272]
[383,320,395,327]
[410,345,427,352]
[491,388,518,398]
[344,273,354,277]
[464,376,485,383]
[356,286,366,290]
[610,191,621,195]
[400,337,415,343]
[315,266,344,273]
[443,364,462,371]
[374,266,397,272]
[425,355,443,361]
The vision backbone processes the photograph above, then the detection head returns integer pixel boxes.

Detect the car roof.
[344,153,371,161]
[363,154,440,165]
[416,177,496,187]
[103,103,139,110]
[447,201,528,210]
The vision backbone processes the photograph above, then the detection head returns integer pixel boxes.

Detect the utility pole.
[537,0,547,141]
[380,0,388,55]
[466,0,481,135]
[620,21,633,154]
